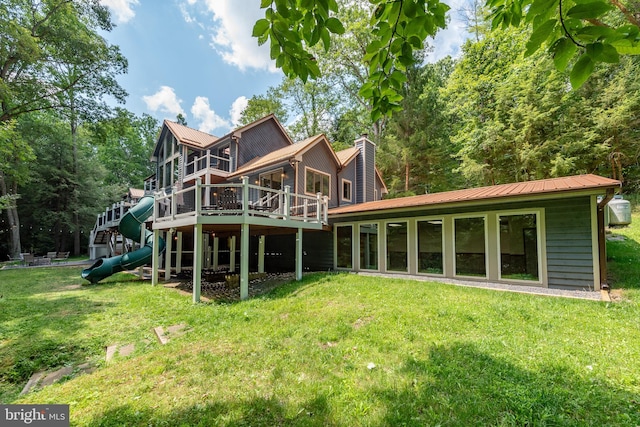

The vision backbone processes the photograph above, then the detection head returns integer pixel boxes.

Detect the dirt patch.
[353,316,374,330]
[176,272,296,302]
[609,289,627,302]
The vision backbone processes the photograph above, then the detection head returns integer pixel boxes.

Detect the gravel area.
[355,272,604,301]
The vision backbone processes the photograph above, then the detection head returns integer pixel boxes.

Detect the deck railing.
[154,177,329,224]
[184,152,232,178]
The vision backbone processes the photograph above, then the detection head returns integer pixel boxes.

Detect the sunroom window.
[499,213,539,281]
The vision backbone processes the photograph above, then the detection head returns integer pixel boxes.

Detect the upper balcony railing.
[94,201,132,232]
[154,177,329,225]
[184,152,232,179]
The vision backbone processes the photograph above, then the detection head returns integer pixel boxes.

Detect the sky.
[98,0,472,137]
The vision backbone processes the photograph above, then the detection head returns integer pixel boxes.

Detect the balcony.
[153,177,329,229]
[183,152,232,182]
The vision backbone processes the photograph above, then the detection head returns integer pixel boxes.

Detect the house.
[87,114,621,299]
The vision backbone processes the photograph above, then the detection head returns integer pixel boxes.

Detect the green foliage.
[488,0,640,88]
[0,0,126,123]
[255,0,640,120]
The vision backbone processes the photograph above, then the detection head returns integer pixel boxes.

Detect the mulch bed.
[176,271,296,302]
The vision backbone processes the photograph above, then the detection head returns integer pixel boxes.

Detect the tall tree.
[0,0,126,257]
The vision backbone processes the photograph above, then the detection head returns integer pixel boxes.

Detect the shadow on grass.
[607,229,640,290]
[379,342,640,426]
[86,394,335,427]
[82,342,640,426]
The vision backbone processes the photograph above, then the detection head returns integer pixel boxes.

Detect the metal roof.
[329,174,621,216]
[164,120,219,149]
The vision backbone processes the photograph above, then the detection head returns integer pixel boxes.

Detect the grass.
[0,224,639,425]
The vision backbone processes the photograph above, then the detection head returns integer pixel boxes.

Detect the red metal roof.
[329,174,621,216]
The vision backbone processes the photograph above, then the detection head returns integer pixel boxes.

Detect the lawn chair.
[219,188,240,210]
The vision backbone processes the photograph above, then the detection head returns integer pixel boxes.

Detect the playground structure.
[82,196,165,283]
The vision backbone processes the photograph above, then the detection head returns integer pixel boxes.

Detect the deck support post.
[258,235,265,274]
[164,229,173,281]
[229,236,236,273]
[240,223,249,300]
[176,231,183,274]
[151,228,160,286]
[296,227,303,281]
[212,236,219,270]
[193,223,203,303]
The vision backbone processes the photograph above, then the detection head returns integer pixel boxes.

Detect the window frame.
[384,220,409,273]
[496,209,544,285]
[341,178,353,202]
[305,166,331,198]
[452,214,488,279]
[415,217,445,276]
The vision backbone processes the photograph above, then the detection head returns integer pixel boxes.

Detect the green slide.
[82,196,165,283]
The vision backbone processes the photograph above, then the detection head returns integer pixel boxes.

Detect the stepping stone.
[20,371,45,395]
[20,363,95,394]
[153,323,188,345]
[105,343,136,361]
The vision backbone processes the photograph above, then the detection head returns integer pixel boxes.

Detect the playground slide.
[82,196,165,283]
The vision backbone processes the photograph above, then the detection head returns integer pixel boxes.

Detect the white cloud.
[426,0,473,62]
[100,0,139,24]
[142,86,186,118]
[229,96,248,127]
[185,0,276,72]
[191,96,230,134]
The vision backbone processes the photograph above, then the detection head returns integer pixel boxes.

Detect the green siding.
[329,195,597,290]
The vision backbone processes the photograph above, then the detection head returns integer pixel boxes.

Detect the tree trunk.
[0,171,22,258]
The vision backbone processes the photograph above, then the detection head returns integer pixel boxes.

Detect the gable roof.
[217,114,294,146]
[336,146,360,165]
[231,134,341,177]
[329,174,620,216]
[164,120,219,149]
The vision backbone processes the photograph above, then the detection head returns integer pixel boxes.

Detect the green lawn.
[1,219,639,425]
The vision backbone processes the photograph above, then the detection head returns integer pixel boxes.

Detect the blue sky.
[99,0,471,136]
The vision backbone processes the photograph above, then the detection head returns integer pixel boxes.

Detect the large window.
[386,221,408,272]
[336,225,353,268]
[499,213,539,281]
[417,220,443,274]
[359,223,378,270]
[306,168,330,197]
[454,217,486,277]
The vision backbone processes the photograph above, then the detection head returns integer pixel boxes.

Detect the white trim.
[305,166,332,199]
[495,209,545,286]
[342,178,353,202]
[452,214,489,279]
[590,195,601,291]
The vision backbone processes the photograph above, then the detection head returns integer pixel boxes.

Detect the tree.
[0,120,34,257]
[253,0,640,120]
[0,0,126,256]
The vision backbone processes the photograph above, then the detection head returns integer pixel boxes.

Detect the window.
[306,168,330,197]
[386,221,408,272]
[336,225,353,268]
[417,220,443,274]
[259,170,283,191]
[454,217,486,277]
[499,213,539,281]
[342,179,352,202]
[359,223,378,270]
